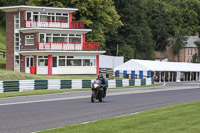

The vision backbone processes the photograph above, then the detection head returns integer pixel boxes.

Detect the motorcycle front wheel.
[98,91,104,102]
[91,91,96,103]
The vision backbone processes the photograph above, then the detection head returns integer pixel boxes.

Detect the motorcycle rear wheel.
[98,91,104,102]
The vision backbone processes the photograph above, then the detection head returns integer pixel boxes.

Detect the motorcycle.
[91,80,106,102]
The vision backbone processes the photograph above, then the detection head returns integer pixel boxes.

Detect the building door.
[52,56,58,74]
[25,56,34,73]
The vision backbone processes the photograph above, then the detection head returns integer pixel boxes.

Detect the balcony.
[37,42,99,51]
[24,19,85,29]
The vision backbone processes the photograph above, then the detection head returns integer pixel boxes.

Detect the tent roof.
[114,59,200,72]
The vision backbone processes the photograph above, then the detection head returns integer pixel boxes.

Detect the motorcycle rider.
[96,73,107,97]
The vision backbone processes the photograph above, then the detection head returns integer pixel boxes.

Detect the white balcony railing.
[25,19,69,28]
[24,20,85,29]
[37,42,99,51]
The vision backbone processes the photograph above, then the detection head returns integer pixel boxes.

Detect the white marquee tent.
[114,59,200,82]
[114,59,200,72]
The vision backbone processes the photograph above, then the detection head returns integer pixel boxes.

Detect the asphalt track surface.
[0,81,200,133]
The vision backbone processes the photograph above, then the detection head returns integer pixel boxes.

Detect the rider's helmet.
[98,73,103,80]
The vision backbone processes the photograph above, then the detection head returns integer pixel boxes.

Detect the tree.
[192,40,200,63]
[0,0,29,26]
[169,29,187,61]
[118,43,134,61]
[106,0,155,61]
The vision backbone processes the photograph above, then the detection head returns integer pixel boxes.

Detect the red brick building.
[0,5,105,75]
[155,33,200,63]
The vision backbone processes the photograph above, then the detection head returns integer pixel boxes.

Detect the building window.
[59,56,65,66]
[27,12,31,20]
[69,34,81,43]
[26,12,68,22]
[38,56,48,66]
[58,56,96,66]
[25,35,34,45]
[195,48,197,53]
[15,33,20,51]
[191,49,193,55]
[14,55,20,71]
[14,14,19,29]
[39,33,81,43]
[188,49,189,55]
[83,56,96,66]
[67,59,81,66]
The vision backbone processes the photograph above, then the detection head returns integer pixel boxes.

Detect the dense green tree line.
[1,0,200,61]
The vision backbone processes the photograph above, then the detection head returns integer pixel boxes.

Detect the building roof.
[114,59,200,72]
[0,5,78,13]
[185,36,200,48]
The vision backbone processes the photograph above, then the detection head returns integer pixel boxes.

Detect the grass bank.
[40,101,200,133]
[0,84,161,98]
[0,69,98,81]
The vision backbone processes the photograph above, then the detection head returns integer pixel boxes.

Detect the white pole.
[196,72,198,81]
[186,72,188,81]
[168,72,170,82]
[176,71,181,82]
[159,71,161,83]
[164,72,166,83]
[199,72,200,81]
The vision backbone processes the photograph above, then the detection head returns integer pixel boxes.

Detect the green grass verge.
[0,84,162,98]
[0,89,90,98]
[39,101,200,133]
[0,69,98,81]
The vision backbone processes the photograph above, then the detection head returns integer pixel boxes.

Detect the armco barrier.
[60,80,72,89]
[3,81,19,92]
[0,78,154,93]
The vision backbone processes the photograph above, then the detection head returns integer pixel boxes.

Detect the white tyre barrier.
[122,79,129,87]
[48,80,61,90]
[108,80,116,88]
[135,79,141,86]
[19,80,35,92]
[146,78,152,85]
[72,80,82,89]
[0,81,3,93]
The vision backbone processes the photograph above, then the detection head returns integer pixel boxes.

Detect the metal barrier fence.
[0,78,154,93]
